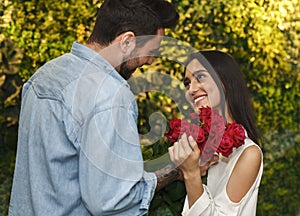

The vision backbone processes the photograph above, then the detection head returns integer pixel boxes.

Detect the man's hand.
[154,164,181,192]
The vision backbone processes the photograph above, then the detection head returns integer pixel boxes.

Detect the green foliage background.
[0,0,299,215]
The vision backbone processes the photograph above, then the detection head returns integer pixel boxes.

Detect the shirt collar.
[70,42,128,86]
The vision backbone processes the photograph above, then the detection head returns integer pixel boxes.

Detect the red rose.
[199,107,225,136]
[164,106,245,159]
[217,133,234,157]
[181,119,191,134]
[206,112,226,138]
[164,118,191,142]
[226,121,245,148]
[202,121,211,135]
[164,118,182,142]
[198,106,212,123]
[189,124,206,145]
[201,138,218,162]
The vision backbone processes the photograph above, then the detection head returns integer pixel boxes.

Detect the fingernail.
[188,136,194,142]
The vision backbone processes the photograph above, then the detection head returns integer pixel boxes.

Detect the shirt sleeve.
[78,104,157,216]
[182,185,219,216]
[182,185,239,216]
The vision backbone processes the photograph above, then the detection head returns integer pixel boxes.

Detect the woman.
[168,51,263,215]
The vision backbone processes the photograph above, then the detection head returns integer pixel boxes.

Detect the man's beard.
[119,50,140,80]
[119,61,136,80]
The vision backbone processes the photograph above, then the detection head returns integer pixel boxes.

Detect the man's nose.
[145,56,154,65]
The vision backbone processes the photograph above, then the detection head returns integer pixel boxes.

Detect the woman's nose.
[188,78,201,93]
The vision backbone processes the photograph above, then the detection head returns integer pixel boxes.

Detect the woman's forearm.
[183,168,204,208]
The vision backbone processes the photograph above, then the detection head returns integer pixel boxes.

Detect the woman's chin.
[194,104,209,110]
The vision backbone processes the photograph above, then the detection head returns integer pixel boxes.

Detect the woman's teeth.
[194,96,206,104]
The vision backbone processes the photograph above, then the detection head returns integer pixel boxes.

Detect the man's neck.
[86,42,122,70]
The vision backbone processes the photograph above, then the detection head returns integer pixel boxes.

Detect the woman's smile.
[193,94,207,107]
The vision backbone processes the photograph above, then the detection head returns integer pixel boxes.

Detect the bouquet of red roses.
[164,107,246,161]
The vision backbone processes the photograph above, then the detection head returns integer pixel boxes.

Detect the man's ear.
[120,31,136,54]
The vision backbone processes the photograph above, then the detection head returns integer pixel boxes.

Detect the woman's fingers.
[174,141,181,162]
[179,133,192,156]
[188,135,199,152]
[168,145,175,162]
[168,133,201,167]
[168,142,180,163]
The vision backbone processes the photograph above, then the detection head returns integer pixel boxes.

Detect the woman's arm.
[226,145,262,202]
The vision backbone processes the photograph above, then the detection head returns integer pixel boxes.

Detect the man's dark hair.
[87,0,179,47]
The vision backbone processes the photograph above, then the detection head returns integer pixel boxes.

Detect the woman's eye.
[183,78,190,88]
[195,74,205,80]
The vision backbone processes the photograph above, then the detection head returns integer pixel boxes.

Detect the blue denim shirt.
[9,42,157,216]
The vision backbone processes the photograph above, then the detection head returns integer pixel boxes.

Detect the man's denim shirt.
[9,42,157,216]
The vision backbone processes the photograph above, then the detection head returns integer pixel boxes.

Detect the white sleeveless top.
[182,135,263,216]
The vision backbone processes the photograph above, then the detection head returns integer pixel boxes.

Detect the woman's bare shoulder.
[226,145,262,202]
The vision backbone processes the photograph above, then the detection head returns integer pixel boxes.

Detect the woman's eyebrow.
[193,69,208,75]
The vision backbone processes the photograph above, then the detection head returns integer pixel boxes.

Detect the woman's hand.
[168,133,204,207]
[168,133,220,177]
[168,133,201,177]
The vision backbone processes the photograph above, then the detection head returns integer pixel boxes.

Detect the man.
[9,0,179,215]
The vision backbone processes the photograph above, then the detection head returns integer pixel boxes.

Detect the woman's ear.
[120,31,136,54]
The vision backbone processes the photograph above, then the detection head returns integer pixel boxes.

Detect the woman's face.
[184,58,222,113]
